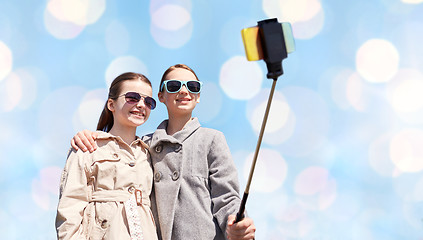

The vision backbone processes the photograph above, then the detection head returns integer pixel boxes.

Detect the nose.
[179,84,189,94]
[136,97,147,108]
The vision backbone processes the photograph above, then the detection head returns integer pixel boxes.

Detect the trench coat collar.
[149,117,201,148]
[95,131,149,150]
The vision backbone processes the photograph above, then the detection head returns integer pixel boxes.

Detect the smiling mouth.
[177,98,191,102]
[130,111,145,117]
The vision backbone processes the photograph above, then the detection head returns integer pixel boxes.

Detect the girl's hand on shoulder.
[226,215,256,240]
[71,130,98,152]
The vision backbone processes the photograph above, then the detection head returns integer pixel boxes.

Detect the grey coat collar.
[149,117,201,148]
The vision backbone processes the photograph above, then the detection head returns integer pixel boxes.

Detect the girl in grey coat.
[71,64,256,240]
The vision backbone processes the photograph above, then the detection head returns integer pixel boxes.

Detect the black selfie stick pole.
[235,18,288,223]
[235,78,278,222]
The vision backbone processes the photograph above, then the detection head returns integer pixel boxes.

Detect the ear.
[107,99,115,112]
[196,94,200,103]
[158,91,165,103]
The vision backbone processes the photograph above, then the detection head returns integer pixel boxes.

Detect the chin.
[129,117,147,126]
[176,104,195,110]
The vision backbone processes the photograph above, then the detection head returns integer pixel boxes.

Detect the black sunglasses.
[117,92,156,110]
[160,80,202,94]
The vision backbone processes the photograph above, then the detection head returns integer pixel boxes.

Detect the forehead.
[120,79,152,95]
[165,68,197,80]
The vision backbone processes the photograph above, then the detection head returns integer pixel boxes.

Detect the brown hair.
[159,64,199,92]
[97,72,152,132]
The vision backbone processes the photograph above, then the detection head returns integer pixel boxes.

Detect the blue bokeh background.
[1,0,423,239]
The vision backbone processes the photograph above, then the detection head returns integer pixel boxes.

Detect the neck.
[166,114,192,136]
[109,124,137,145]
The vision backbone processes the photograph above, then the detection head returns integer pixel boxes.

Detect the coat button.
[154,171,162,182]
[128,186,135,193]
[172,171,179,181]
[128,161,135,167]
[112,153,119,159]
[155,145,163,153]
[101,219,108,229]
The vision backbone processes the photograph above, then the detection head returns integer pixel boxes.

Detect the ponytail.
[96,102,114,132]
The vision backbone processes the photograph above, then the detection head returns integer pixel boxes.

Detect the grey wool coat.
[143,117,242,240]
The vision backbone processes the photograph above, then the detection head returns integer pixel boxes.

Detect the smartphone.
[241,22,295,61]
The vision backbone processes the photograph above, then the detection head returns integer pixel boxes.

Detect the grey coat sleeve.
[207,131,241,235]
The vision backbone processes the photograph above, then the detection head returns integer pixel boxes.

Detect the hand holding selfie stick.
[235,18,295,223]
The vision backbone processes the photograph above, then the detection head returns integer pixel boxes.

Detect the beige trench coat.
[56,131,157,240]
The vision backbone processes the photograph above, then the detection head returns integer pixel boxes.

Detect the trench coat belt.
[90,189,151,207]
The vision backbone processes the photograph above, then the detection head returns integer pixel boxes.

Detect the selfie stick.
[235,18,295,223]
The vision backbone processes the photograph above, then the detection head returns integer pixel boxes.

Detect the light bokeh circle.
[262,0,322,23]
[46,0,106,26]
[14,69,38,110]
[43,7,85,39]
[295,166,330,196]
[328,68,367,111]
[356,39,399,83]
[219,56,263,100]
[150,4,193,49]
[330,68,392,113]
[31,166,62,210]
[73,89,107,130]
[294,166,337,211]
[0,41,12,82]
[390,128,423,173]
[385,68,423,125]
[290,8,324,40]
[149,0,192,17]
[401,0,423,3]
[243,148,287,193]
[251,99,290,133]
[246,89,295,145]
[105,56,149,87]
[262,0,324,39]
[386,68,423,114]
[0,72,22,112]
[151,4,191,31]
[391,76,423,113]
[272,204,314,238]
[44,0,105,39]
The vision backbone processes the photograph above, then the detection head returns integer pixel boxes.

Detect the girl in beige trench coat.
[56,72,159,240]
[71,64,256,240]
